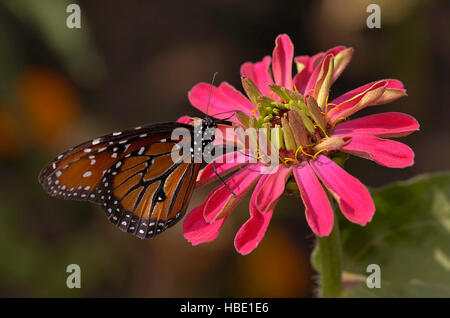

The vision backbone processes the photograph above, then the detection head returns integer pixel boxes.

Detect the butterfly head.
[199,116,217,147]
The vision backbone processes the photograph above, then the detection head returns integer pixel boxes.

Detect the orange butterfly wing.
[39,122,201,238]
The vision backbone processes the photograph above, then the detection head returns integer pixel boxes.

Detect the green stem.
[315,215,342,297]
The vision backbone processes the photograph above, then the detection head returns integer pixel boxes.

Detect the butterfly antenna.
[207,73,236,197]
[206,72,218,116]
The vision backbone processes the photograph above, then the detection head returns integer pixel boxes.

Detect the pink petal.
[310,155,375,226]
[303,46,350,96]
[195,151,249,187]
[328,47,353,85]
[188,83,248,122]
[240,56,273,97]
[293,162,334,236]
[328,79,407,122]
[334,134,415,168]
[203,165,262,223]
[234,202,273,255]
[304,54,330,97]
[217,82,254,114]
[325,46,348,57]
[219,124,240,144]
[327,80,388,122]
[183,203,227,245]
[331,79,405,106]
[253,166,292,213]
[177,115,195,125]
[293,53,323,94]
[271,34,294,89]
[333,112,419,138]
[214,123,242,146]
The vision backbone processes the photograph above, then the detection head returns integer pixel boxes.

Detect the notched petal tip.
[234,207,274,255]
[183,205,226,246]
[310,155,375,226]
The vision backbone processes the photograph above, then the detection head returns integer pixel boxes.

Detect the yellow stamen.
[300,147,315,158]
[326,103,338,115]
[322,94,339,122]
[305,88,315,96]
[254,148,271,166]
[325,102,339,121]
[283,157,297,164]
[325,95,329,113]
[314,124,329,138]
[331,117,346,130]
[313,148,328,159]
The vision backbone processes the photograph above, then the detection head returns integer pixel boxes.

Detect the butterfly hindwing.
[38,121,202,238]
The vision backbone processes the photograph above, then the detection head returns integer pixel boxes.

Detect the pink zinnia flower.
[180,34,419,255]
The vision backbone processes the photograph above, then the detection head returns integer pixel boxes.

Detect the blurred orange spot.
[236,226,313,297]
[17,67,80,147]
[0,105,22,158]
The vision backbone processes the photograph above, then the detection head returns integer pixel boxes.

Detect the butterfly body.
[39,118,224,239]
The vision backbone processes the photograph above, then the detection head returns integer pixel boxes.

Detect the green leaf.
[340,172,450,297]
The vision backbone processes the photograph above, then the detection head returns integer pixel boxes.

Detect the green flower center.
[236,79,346,167]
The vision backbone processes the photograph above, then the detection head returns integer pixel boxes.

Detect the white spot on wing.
[92,138,101,145]
[82,171,92,178]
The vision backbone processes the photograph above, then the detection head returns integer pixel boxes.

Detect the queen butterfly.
[38,115,234,239]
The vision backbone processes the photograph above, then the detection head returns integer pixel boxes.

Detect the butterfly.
[38,115,234,239]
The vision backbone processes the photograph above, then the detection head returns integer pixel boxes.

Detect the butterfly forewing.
[39,122,201,238]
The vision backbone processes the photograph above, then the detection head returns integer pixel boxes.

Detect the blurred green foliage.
[341,173,450,297]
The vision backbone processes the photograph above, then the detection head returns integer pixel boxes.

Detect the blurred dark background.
[0,0,448,297]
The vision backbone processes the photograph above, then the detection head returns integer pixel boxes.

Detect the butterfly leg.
[212,160,236,197]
